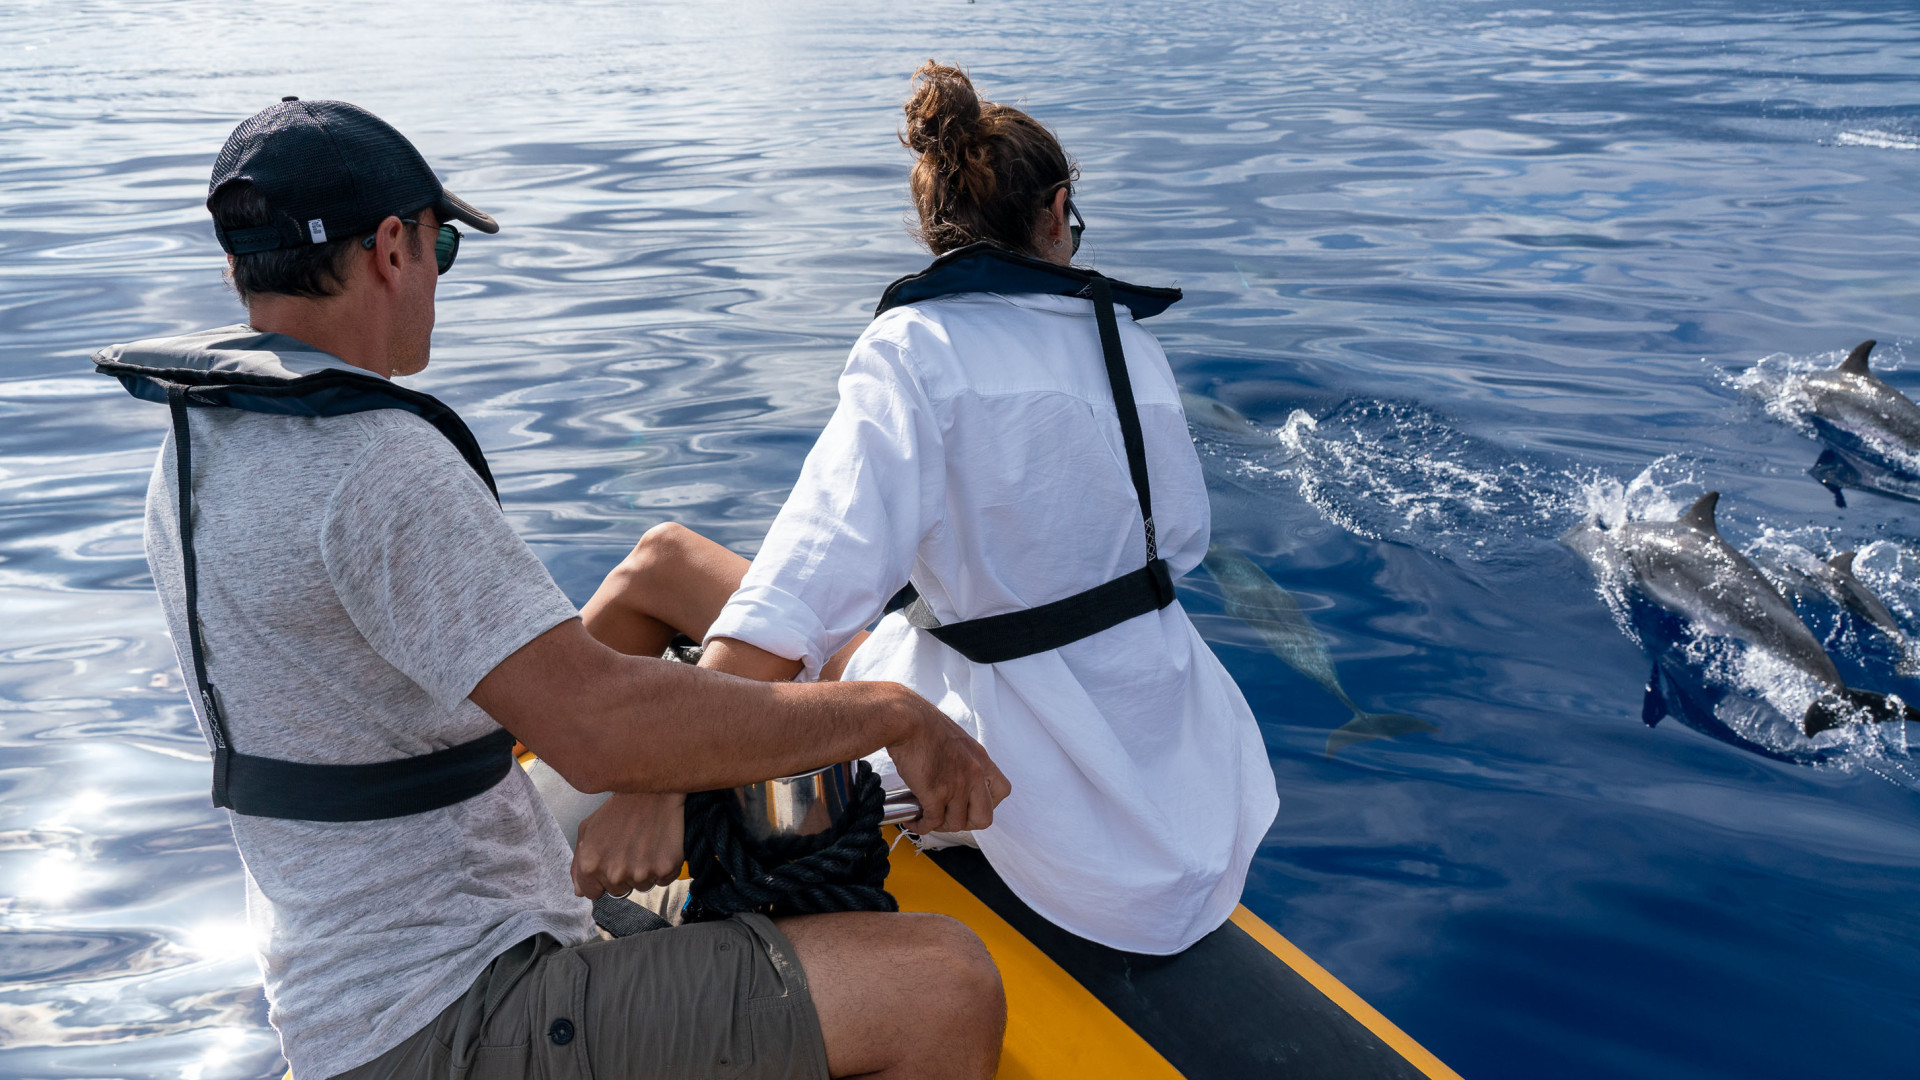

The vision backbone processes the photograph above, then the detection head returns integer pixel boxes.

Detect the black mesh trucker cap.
[207,96,498,255]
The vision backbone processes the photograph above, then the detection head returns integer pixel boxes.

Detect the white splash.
[1834,129,1920,151]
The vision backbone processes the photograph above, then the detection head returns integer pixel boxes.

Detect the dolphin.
[1808,445,1920,508]
[1201,545,1436,756]
[1801,340,1920,473]
[1561,491,1918,736]
[1783,550,1912,666]
[1181,391,1284,446]
[1791,551,1905,641]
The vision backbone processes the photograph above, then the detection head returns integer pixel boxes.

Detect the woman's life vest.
[875,243,1185,663]
[95,330,516,821]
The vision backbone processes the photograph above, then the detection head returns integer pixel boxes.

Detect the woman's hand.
[881,686,1011,834]
[571,791,687,898]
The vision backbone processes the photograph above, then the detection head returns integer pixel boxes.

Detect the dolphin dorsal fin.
[1839,340,1876,376]
[1679,491,1720,534]
[1829,550,1857,576]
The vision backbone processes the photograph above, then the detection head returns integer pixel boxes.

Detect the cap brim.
[438,189,499,234]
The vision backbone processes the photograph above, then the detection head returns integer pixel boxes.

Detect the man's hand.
[881,687,1010,834]
[570,792,686,898]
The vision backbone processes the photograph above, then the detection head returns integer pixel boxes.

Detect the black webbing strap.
[164,384,516,822]
[168,385,234,805]
[592,895,673,937]
[901,276,1176,664]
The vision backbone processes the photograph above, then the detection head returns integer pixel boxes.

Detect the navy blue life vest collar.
[874,242,1181,322]
[94,328,497,500]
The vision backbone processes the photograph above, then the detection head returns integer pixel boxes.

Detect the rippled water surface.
[6,1,1920,1077]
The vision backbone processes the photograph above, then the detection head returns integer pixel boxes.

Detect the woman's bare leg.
[583,522,871,677]
[582,523,748,657]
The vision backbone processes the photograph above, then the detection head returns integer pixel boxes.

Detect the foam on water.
[1834,129,1920,151]
[1193,398,1576,566]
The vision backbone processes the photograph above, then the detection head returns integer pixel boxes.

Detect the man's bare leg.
[778,911,1004,1080]
[580,527,1002,1077]
[582,522,867,675]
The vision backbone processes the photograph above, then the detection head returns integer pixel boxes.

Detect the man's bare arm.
[470,618,1006,832]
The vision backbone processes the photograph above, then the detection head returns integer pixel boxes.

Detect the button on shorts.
[332,914,829,1080]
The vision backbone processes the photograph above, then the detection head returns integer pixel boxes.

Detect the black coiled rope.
[682,758,899,921]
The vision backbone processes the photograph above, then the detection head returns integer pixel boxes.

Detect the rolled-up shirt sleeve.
[707,334,946,680]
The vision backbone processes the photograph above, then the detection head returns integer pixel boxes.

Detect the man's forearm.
[472,618,907,793]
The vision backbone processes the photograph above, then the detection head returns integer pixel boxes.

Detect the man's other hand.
[881,686,1010,834]
[571,791,687,898]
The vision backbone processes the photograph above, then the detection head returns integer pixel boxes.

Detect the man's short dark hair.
[208,181,420,302]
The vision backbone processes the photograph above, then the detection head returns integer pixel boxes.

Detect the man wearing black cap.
[95,99,1008,1080]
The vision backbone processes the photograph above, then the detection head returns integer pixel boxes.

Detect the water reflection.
[5,0,1920,1078]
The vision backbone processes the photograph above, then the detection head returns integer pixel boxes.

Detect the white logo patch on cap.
[307,219,327,243]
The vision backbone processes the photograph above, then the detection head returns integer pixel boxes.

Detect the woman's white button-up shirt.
[706,289,1279,954]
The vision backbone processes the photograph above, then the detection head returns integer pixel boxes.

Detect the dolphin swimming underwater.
[1561,491,1918,736]
[1784,550,1909,651]
[1181,391,1285,447]
[1201,545,1436,756]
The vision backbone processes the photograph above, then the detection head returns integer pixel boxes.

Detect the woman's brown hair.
[901,61,1076,256]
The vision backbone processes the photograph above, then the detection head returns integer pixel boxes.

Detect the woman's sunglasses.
[1066,198,1085,256]
[361,218,462,275]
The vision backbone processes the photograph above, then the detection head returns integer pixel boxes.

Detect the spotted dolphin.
[1802,340,1920,473]
[1562,492,1917,736]
[1201,545,1436,756]
[1786,550,1908,647]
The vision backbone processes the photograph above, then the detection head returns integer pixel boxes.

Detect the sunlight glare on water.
[4,1,1920,1078]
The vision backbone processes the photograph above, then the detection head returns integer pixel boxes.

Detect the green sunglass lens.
[435,225,460,275]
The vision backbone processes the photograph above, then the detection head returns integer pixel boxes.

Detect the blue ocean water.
[4,1,1919,1076]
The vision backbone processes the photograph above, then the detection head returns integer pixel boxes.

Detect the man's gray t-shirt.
[144,405,594,1080]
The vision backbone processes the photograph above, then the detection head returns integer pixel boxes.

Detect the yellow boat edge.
[276,758,1458,1080]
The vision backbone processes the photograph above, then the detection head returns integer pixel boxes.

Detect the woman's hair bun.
[900,60,1073,256]
[903,61,984,160]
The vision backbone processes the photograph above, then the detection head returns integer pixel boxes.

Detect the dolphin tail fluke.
[1811,449,1850,507]
[1641,663,1666,728]
[1803,688,1920,736]
[1325,712,1439,757]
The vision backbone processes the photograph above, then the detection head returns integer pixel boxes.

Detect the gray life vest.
[96,328,515,822]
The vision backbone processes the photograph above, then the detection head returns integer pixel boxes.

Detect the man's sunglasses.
[361,218,462,275]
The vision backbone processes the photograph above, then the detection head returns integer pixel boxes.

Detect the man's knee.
[919,915,1002,1015]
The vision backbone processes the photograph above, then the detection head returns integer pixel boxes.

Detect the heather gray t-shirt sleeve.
[320,418,579,708]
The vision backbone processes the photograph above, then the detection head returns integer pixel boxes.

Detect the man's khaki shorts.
[334,915,829,1080]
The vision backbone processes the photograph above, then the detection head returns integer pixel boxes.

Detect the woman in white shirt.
[578,62,1277,954]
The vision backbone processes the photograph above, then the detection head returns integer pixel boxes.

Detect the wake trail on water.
[1191,396,1920,782]
[1192,397,1579,566]
[1832,129,1920,151]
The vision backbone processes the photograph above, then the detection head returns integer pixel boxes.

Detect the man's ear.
[367,215,409,288]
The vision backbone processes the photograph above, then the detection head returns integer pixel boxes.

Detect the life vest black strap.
[222,728,518,822]
[903,560,1175,665]
[890,271,1176,662]
[160,379,514,822]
